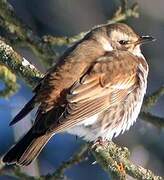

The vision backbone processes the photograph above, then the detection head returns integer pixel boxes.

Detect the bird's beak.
[135,35,156,46]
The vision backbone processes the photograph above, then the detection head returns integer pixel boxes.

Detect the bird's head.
[90,23,155,57]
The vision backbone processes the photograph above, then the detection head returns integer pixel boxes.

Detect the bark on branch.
[92,141,163,180]
[0,38,43,88]
[0,0,57,67]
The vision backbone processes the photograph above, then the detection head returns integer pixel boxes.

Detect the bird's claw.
[91,137,109,149]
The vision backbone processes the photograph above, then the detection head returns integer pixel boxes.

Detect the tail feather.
[9,95,36,126]
[2,128,52,166]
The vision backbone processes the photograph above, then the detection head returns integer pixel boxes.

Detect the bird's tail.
[9,95,36,126]
[2,128,52,166]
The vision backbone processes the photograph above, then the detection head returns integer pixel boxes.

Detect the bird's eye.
[119,40,129,45]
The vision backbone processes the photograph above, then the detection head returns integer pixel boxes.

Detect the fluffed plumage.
[2,23,154,166]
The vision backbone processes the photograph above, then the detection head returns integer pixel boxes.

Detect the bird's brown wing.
[45,52,139,133]
[10,38,105,126]
[10,59,89,126]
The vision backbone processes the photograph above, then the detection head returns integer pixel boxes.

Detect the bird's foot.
[91,137,109,149]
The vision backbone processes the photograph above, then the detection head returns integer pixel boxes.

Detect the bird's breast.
[67,60,148,141]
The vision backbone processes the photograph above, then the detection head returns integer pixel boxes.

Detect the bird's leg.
[91,137,109,149]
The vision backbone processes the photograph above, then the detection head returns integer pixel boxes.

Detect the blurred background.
[0,0,164,179]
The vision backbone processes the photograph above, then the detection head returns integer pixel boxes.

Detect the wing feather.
[48,52,139,133]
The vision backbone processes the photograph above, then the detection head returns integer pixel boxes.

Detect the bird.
[2,23,155,166]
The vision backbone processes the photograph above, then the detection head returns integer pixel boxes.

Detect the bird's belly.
[102,96,144,140]
[67,114,100,141]
[67,86,147,142]
[67,60,148,142]
[67,102,141,142]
